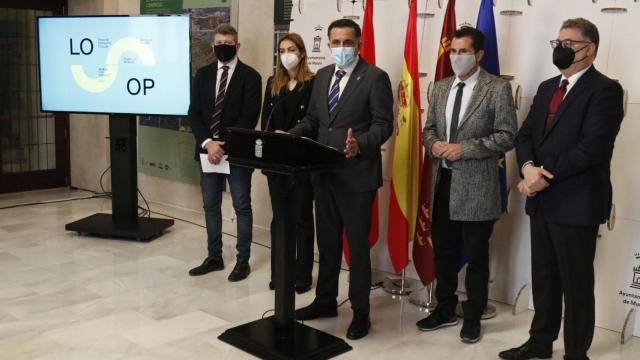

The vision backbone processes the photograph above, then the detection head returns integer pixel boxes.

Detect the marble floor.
[0,188,638,359]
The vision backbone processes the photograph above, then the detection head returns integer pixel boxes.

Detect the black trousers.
[268,174,315,286]
[432,169,495,322]
[529,209,598,359]
[313,175,375,313]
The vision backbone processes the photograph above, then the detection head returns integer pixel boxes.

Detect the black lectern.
[217,128,352,359]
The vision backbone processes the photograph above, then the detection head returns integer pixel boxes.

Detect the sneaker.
[416,310,458,331]
[460,320,481,343]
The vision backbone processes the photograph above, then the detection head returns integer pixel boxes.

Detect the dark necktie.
[328,70,346,116]
[445,82,465,167]
[210,65,229,138]
[545,79,569,131]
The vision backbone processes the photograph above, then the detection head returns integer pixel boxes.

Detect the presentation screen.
[37,15,190,116]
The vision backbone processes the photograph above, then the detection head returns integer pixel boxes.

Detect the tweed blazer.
[424,68,517,221]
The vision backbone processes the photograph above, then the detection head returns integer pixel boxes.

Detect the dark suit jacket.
[188,60,262,159]
[288,58,394,192]
[261,76,314,132]
[516,66,624,225]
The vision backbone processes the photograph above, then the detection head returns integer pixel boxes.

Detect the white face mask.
[280,53,300,71]
[449,54,477,77]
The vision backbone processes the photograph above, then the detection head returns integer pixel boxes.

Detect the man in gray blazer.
[288,19,393,340]
[416,27,517,343]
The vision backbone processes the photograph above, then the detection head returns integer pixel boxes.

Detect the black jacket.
[516,66,624,225]
[188,60,262,159]
[288,58,394,192]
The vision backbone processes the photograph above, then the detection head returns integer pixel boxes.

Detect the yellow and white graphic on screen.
[70,37,155,93]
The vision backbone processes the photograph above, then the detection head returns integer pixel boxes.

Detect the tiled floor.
[0,188,638,359]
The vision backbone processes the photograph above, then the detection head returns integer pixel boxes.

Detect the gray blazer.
[289,58,394,192]
[424,68,517,221]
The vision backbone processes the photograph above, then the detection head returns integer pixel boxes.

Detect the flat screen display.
[37,15,190,116]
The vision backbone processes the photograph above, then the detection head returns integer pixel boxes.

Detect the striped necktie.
[328,70,347,116]
[210,65,229,137]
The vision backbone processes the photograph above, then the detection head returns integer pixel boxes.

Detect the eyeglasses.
[549,39,591,49]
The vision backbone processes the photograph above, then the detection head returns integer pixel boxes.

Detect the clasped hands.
[431,140,462,162]
[205,140,225,165]
[517,163,555,197]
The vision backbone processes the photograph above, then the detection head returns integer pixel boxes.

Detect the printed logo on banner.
[306,25,327,69]
[632,253,640,290]
[619,252,640,307]
[312,26,323,52]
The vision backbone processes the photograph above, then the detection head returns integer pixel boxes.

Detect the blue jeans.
[200,165,253,262]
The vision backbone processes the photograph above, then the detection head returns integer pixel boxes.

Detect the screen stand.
[65,115,173,241]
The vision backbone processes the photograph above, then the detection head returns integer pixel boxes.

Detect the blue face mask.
[331,47,356,69]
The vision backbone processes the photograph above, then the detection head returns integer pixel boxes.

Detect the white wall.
[290,0,640,336]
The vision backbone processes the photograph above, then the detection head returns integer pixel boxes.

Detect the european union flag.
[477,0,508,213]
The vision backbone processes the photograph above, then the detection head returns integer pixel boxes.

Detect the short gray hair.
[561,18,599,53]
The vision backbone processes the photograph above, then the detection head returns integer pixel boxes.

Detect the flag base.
[408,284,437,312]
[382,273,421,296]
[455,302,497,320]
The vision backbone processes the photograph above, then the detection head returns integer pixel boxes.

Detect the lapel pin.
[357,76,361,81]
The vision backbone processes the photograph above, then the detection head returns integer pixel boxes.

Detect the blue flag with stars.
[477,0,508,212]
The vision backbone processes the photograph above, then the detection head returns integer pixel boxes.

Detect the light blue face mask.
[331,47,356,69]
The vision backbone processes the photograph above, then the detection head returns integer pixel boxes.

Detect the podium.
[217,128,352,359]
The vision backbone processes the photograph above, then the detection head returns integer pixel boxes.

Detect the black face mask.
[553,44,588,70]
[214,44,237,62]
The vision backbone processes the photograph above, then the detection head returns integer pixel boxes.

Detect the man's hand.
[431,140,447,158]
[274,130,287,134]
[522,163,554,193]
[517,179,537,197]
[344,128,359,158]
[442,143,462,161]
[206,141,226,165]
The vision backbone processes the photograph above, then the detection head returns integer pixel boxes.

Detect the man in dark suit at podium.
[288,19,393,340]
[499,18,623,360]
[187,24,262,282]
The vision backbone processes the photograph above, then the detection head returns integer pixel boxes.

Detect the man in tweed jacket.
[416,27,517,343]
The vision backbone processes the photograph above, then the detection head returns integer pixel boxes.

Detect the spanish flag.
[387,0,422,273]
[342,0,377,264]
[412,0,456,285]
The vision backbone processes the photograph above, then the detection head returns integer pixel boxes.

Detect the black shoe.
[294,283,312,294]
[499,341,552,360]
[227,261,250,282]
[189,257,224,276]
[416,310,458,331]
[460,320,481,343]
[269,281,275,290]
[347,312,371,340]
[295,300,338,321]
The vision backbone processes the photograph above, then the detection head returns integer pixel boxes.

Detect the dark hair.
[214,24,238,42]
[327,19,361,40]
[561,18,599,53]
[452,26,485,52]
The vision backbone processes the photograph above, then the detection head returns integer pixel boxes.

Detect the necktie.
[445,82,465,167]
[328,70,347,116]
[210,65,229,137]
[545,79,569,131]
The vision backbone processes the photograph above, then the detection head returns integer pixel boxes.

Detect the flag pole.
[383,268,419,296]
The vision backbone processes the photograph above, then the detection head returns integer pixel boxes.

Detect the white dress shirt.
[442,67,480,168]
[328,57,359,98]
[202,56,239,149]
